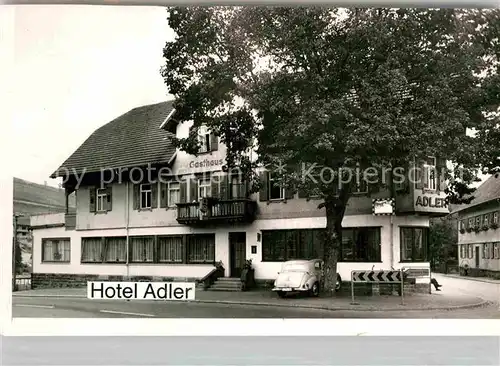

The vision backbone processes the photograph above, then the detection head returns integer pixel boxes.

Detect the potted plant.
[474,226,481,233]
[459,228,466,234]
[466,227,473,233]
[240,259,255,291]
[482,224,489,231]
[491,222,498,230]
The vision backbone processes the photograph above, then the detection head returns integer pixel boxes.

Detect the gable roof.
[50,101,177,178]
[13,177,76,216]
[451,175,500,214]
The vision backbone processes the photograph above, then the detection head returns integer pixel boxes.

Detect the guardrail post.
[350,271,358,305]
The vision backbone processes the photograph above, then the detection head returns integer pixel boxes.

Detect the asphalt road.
[12,296,500,318]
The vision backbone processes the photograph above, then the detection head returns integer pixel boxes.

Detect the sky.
[8,5,175,188]
[4,5,489,189]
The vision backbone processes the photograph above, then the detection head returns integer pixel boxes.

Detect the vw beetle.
[272,259,342,297]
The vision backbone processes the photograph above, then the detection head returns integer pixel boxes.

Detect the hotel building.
[30,101,450,290]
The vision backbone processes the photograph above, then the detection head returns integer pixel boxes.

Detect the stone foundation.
[31,273,201,289]
[459,267,500,280]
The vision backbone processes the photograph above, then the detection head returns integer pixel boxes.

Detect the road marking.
[100,310,155,317]
[15,304,54,309]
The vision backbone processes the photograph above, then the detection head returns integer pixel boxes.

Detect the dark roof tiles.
[50,101,177,178]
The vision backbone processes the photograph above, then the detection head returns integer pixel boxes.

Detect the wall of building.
[457,201,500,277]
[32,213,430,283]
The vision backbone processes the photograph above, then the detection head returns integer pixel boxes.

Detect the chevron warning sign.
[352,270,402,283]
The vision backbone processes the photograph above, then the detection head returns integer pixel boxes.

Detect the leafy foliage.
[161,7,500,294]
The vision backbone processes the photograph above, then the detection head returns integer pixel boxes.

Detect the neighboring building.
[31,100,450,290]
[13,177,76,271]
[453,175,500,279]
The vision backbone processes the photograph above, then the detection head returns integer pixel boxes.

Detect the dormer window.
[198,125,211,153]
[423,156,436,190]
[191,124,218,153]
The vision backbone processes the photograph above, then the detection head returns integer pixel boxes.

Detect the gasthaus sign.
[87,282,196,300]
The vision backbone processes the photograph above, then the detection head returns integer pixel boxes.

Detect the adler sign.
[415,195,448,209]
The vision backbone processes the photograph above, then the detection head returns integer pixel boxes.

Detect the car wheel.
[311,282,320,297]
[335,274,342,292]
[277,291,286,298]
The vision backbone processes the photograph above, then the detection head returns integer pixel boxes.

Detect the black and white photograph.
[6,4,500,325]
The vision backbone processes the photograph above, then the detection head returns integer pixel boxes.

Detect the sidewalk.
[12,287,488,312]
[439,273,500,285]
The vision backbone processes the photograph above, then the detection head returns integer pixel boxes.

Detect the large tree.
[161,7,500,295]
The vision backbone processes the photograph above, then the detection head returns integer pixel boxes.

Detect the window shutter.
[106,186,112,211]
[179,180,187,203]
[89,187,96,212]
[133,184,140,210]
[190,178,198,202]
[211,179,220,198]
[239,179,248,199]
[298,186,309,199]
[210,134,218,151]
[415,160,424,189]
[160,183,168,208]
[220,175,229,200]
[259,171,269,202]
[285,183,295,200]
[437,158,447,192]
[151,183,158,208]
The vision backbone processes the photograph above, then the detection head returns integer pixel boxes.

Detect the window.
[341,228,381,262]
[198,125,211,153]
[42,238,70,262]
[158,236,183,263]
[483,214,490,227]
[96,188,107,212]
[231,175,244,199]
[482,243,487,259]
[353,166,369,194]
[130,236,154,262]
[468,244,473,259]
[187,234,215,263]
[468,218,474,229]
[198,179,211,198]
[493,212,499,225]
[494,243,499,259]
[423,156,437,190]
[400,227,429,262]
[475,215,482,229]
[104,237,127,263]
[168,182,180,207]
[460,244,466,259]
[140,184,152,209]
[261,228,380,262]
[269,172,285,200]
[81,237,104,263]
[459,220,465,231]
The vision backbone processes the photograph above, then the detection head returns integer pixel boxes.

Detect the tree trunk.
[322,188,349,296]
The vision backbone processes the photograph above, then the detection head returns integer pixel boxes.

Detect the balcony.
[176,199,257,225]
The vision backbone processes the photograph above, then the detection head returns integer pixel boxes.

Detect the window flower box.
[482,225,489,231]
[474,227,481,233]
[491,223,498,230]
[466,227,473,233]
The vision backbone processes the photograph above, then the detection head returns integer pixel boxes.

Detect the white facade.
[32,212,431,282]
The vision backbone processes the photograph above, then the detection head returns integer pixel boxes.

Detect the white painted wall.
[32,213,430,282]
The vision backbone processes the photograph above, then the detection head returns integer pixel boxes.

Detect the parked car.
[272,259,342,298]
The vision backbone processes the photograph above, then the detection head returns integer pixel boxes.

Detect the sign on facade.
[372,198,395,216]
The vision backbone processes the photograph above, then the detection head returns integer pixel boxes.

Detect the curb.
[440,274,500,285]
[12,293,490,312]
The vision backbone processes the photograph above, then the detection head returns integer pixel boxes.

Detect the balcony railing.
[176,199,257,225]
